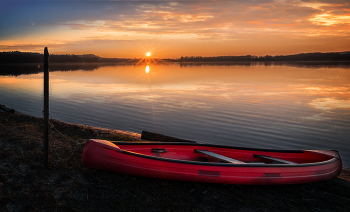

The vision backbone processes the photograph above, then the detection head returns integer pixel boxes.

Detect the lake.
[1,62,350,167]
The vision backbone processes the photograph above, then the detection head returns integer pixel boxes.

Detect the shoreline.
[1,105,142,140]
[55,122,141,141]
[1,111,350,211]
[2,105,350,170]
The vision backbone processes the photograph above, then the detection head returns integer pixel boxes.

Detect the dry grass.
[0,112,350,212]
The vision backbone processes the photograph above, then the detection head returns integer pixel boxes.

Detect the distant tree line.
[175,52,350,62]
[0,51,133,64]
[1,51,350,64]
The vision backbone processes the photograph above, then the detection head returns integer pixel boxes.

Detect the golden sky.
[1,0,350,58]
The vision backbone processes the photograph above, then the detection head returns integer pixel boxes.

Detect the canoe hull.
[83,140,342,185]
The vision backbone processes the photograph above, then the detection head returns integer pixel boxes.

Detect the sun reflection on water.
[145,65,150,73]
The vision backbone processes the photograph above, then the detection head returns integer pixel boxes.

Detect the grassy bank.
[0,112,349,211]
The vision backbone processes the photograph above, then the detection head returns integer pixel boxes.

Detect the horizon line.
[2,50,350,60]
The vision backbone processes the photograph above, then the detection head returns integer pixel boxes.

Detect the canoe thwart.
[253,154,297,165]
[151,148,168,153]
[194,149,246,164]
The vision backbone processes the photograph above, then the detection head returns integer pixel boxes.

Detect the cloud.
[1,0,350,56]
[49,1,349,39]
[3,1,349,37]
[310,13,350,25]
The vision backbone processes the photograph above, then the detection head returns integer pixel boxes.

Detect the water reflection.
[0,63,349,166]
[0,63,101,76]
[1,62,350,77]
[309,98,350,111]
[178,61,350,68]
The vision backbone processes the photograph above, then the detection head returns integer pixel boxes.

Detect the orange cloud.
[310,13,350,25]
[1,1,350,57]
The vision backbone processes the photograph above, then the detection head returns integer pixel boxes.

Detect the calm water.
[1,62,350,167]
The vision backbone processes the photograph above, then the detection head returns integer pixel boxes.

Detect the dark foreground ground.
[0,112,349,212]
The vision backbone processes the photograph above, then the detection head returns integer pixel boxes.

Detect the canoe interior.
[111,142,334,165]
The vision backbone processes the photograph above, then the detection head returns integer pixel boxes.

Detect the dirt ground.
[0,112,349,212]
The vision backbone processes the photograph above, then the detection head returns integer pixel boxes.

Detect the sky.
[1,0,350,58]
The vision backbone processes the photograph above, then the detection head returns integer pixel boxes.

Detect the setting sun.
[146,52,151,57]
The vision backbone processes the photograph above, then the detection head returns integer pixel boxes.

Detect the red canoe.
[83,139,342,185]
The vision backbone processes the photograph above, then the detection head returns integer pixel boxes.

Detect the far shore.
[2,50,350,64]
[1,109,350,211]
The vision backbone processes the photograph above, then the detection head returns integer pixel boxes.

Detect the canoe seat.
[253,154,297,165]
[194,150,246,164]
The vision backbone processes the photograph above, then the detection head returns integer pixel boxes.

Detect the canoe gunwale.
[112,141,304,153]
[119,147,339,168]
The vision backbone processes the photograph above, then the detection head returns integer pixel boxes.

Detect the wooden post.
[43,47,49,168]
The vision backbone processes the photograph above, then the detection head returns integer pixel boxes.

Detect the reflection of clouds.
[125,94,162,101]
[118,92,212,110]
[304,114,329,121]
[179,102,212,109]
[69,95,106,104]
[301,86,350,95]
[309,98,350,110]
[120,94,212,110]
[159,101,212,110]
